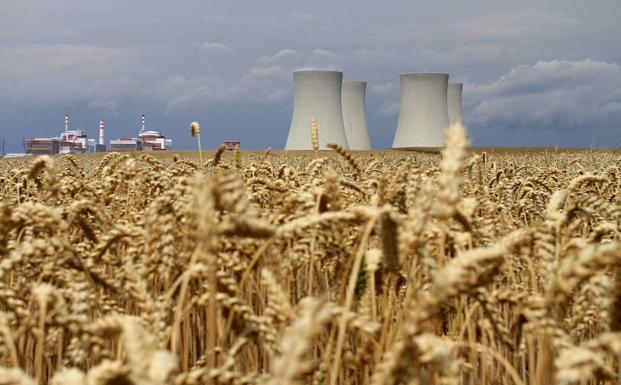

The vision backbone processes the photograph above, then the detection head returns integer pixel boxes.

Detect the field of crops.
[1,124,620,385]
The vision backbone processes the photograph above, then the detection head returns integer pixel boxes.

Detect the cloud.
[0,42,295,113]
[307,48,342,69]
[2,1,621,148]
[248,65,286,77]
[151,65,291,112]
[371,82,397,96]
[255,49,299,67]
[200,40,233,52]
[87,99,119,112]
[311,48,339,61]
[0,44,129,75]
[465,59,621,132]
[448,9,585,43]
[0,44,142,105]
[421,43,516,62]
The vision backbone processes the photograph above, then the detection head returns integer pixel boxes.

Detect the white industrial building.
[137,114,172,150]
[341,80,371,150]
[139,130,173,150]
[58,129,88,154]
[110,137,142,152]
[26,115,106,155]
[109,114,172,152]
[392,72,450,148]
[285,70,349,150]
[447,82,464,126]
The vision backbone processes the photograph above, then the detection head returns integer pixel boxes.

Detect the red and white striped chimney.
[99,120,105,146]
[64,114,69,131]
[140,113,145,134]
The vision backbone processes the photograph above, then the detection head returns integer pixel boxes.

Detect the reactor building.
[341,80,371,150]
[285,70,349,150]
[392,72,450,148]
[109,114,172,152]
[447,82,464,126]
[26,115,106,155]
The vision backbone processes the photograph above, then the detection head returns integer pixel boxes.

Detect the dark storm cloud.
[464,59,621,147]
[466,59,621,128]
[0,0,620,151]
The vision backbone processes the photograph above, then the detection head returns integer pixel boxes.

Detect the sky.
[1,0,620,152]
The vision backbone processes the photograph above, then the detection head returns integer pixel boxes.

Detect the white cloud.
[307,48,342,69]
[255,49,298,66]
[200,40,233,52]
[421,44,516,62]
[248,65,286,77]
[311,48,339,61]
[465,59,621,131]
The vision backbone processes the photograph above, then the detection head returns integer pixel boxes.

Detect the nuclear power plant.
[286,70,349,150]
[447,82,464,126]
[25,114,106,155]
[285,70,464,150]
[392,72,450,148]
[341,80,371,150]
[16,68,467,154]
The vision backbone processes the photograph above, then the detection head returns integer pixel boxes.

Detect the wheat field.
[0,124,620,385]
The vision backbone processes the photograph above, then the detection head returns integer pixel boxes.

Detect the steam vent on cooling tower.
[448,82,464,126]
[341,80,371,150]
[392,72,450,148]
[285,70,349,150]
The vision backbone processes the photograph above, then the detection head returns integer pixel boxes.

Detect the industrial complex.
[16,69,464,155]
[109,114,172,152]
[25,115,106,155]
[285,69,464,150]
[24,114,172,155]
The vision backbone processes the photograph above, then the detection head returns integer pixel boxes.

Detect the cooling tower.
[286,70,349,150]
[447,82,463,126]
[341,80,371,150]
[392,72,450,148]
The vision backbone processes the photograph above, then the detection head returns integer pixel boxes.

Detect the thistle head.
[190,121,201,137]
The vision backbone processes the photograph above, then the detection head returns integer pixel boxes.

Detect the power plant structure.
[86,120,106,152]
[341,80,371,150]
[58,114,88,154]
[25,114,106,155]
[99,119,105,146]
[392,72,450,148]
[24,113,174,155]
[447,82,464,126]
[286,70,349,150]
[109,114,172,152]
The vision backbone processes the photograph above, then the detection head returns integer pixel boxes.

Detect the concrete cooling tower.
[341,80,371,150]
[447,82,464,126]
[286,70,349,150]
[392,72,450,148]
